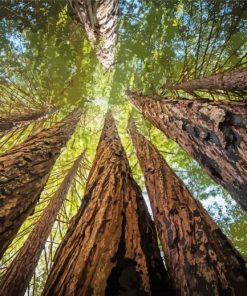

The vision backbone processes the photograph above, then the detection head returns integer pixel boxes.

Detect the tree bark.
[127,90,247,212]
[172,68,247,92]
[0,109,56,136]
[70,0,119,69]
[0,150,86,296]
[0,109,81,259]
[42,111,171,296]
[128,118,247,296]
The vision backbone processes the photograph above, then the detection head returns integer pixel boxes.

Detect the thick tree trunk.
[0,150,86,296]
[128,118,247,296]
[172,68,247,92]
[0,109,55,136]
[0,110,81,259]
[70,0,119,69]
[42,112,171,296]
[127,90,247,212]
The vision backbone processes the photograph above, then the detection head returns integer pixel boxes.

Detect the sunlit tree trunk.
[0,110,81,259]
[128,118,247,295]
[0,150,86,296]
[127,90,247,212]
[172,68,247,92]
[0,109,55,136]
[42,112,171,296]
[70,0,119,69]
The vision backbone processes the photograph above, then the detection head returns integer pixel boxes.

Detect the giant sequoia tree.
[42,112,171,296]
[127,90,247,212]
[0,110,82,259]
[70,0,119,69]
[0,150,86,296]
[128,118,247,295]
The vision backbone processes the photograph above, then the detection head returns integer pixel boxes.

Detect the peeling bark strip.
[172,68,247,92]
[0,150,86,296]
[0,109,55,136]
[128,118,247,296]
[42,112,171,296]
[127,91,247,212]
[0,110,81,259]
[70,0,119,69]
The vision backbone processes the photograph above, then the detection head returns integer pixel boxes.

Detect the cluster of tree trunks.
[70,0,119,69]
[172,68,247,92]
[42,112,172,296]
[126,90,247,212]
[128,119,247,295]
[0,110,82,259]
[0,109,55,136]
[0,150,86,296]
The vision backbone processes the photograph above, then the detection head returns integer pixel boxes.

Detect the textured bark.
[127,90,247,212]
[0,110,81,259]
[42,112,171,296]
[0,109,55,136]
[0,150,86,296]
[70,0,119,69]
[128,118,247,296]
[172,68,247,92]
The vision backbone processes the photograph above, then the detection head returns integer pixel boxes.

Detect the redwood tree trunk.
[0,150,86,296]
[0,109,81,259]
[70,0,119,69]
[128,118,247,295]
[42,112,171,296]
[127,90,247,212]
[0,109,55,136]
[172,68,247,92]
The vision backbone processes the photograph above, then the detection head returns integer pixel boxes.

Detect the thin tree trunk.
[70,0,119,69]
[127,90,247,212]
[42,111,171,296]
[0,109,56,136]
[172,68,247,92]
[0,150,86,296]
[128,118,247,296]
[0,110,81,259]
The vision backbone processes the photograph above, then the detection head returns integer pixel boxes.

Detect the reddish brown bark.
[0,110,81,259]
[70,0,119,69]
[0,109,55,136]
[127,90,247,212]
[0,150,86,296]
[128,118,247,296]
[172,68,247,92]
[42,112,171,296]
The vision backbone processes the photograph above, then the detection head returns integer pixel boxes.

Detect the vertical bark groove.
[128,118,247,296]
[42,111,171,296]
[172,68,247,92]
[127,90,247,212]
[0,150,86,296]
[0,110,81,259]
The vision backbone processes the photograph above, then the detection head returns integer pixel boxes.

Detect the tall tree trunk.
[0,110,81,259]
[0,108,56,136]
[70,0,119,69]
[172,68,247,92]
[128,118,247,296]
[127,90,247,212]
[42,112,171,296]
[0,150,86,296]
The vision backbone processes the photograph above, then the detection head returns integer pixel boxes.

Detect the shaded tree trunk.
[0,108,56,136]
[127,90,247,212]
[42,111,171,296]
[172,68,247,92]
[128,118,247,296]
[70,0,119,69]
[0,110,81,259]
[0,150,86,296]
